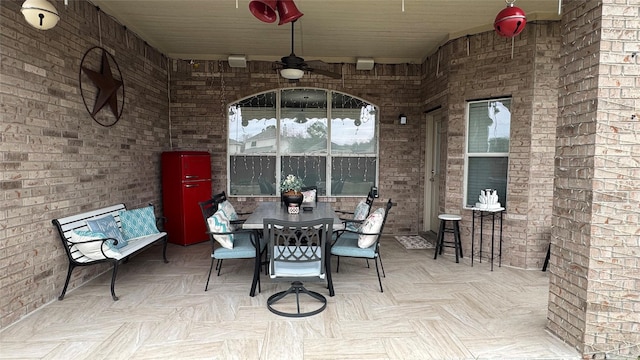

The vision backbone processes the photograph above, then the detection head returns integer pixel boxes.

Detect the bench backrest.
[52,204,127,263]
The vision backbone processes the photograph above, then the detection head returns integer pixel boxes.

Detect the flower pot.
[282,192,303,207]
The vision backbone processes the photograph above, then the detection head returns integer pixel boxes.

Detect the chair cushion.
[70,230,121,260]
[302,188,316,203]
[346,200,369,231]
[331,233,376,258]
[212,232,265,259]
[118,206,159,240]
[207,209,234,249]
[358,208,385,248]
[219,200,238,221]
[87,215,128,249]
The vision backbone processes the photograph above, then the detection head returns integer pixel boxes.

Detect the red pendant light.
[248,0,278,23]
[494,0,527,38]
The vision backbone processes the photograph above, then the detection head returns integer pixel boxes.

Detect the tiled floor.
[0,236,580,359]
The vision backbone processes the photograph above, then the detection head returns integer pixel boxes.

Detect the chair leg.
[205,257,215,291]
[336,256,341,273]
[378,252,386,278]
[58,263,75,300]
[216,259,223,276]
[434,220,445,259]
[374,258,383,293]
[454,220,463,259]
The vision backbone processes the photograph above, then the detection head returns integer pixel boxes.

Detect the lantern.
[494,1,527,38]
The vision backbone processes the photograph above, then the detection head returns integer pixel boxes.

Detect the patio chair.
[263,217,334,317]
[212,191,252,225]
[199,198,266,296]
[335,185,377,224]
[330,199,393,292]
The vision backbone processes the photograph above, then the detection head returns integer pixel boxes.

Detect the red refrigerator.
[161,151,212,246]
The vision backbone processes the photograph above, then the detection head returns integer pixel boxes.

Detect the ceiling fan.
[275,21,342,81]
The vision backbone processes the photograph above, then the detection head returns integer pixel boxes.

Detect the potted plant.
[280,174,304,207]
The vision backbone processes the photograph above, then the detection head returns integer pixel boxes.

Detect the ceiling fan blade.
[308,67,341,79]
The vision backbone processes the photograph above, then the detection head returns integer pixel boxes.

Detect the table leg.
[471,211,475,266]
[479,212,484,263]
[499,210,503,267]
[490,212,495,271]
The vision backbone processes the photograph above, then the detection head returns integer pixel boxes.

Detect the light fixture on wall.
[228,55,247,68]
[399,114,407,125]
[21,0,60,30]
[280,68,304,80]
[356,58,375,71]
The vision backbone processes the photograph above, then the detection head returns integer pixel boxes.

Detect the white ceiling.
[90,0,560,65]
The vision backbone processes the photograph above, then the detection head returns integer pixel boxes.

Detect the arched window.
[228,88,378,197]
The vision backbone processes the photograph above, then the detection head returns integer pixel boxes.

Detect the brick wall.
[549,0,640,357]
[421,22,561,269]
[0,0,169,328]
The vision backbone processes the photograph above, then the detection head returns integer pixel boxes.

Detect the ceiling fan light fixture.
[280,68,304,80]
[21,0,59,30]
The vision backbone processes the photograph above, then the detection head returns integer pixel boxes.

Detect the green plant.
[280,174,303,193]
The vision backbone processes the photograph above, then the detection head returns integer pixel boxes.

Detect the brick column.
[549,0,640,357]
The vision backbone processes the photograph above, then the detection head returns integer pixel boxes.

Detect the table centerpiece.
[280,174,304,211]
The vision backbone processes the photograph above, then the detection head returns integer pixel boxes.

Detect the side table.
[470,207,505,271]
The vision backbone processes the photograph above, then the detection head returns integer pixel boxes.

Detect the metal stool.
[433,214,463,263]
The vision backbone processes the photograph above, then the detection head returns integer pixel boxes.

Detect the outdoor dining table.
[242,201,344,297]
[241,202,345,231]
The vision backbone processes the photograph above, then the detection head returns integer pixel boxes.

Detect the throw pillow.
[70,230,121,260]
[87,215,128,249]
[302,189,317,203]
[207,209,234,249]
[358,208,385,248]
[346,200,369,231]
[119,206,160,240]
[219,200,238,221]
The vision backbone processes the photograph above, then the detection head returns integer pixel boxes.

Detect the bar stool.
[433,214,463,263]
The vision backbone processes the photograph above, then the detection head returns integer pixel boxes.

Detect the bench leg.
[110,262,119,301]
[162,236,169,263]
[59,263,75,300]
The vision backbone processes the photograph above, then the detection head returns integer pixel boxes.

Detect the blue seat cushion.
[331,232,376,258]
[212,232,266,259]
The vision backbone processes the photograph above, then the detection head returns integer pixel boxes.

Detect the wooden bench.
[52,204,168,300]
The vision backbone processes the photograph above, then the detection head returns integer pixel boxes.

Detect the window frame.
[227,88,379,197]
[463,97,511,209]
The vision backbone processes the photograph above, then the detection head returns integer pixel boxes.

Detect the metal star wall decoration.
[79,46,125,127]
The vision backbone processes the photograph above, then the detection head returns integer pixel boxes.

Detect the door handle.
[185,184,199,188]
[185,175,198,179]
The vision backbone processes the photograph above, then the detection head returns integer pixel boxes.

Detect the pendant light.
[21,0,60,30]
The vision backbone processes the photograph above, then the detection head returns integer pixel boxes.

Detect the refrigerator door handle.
[185,175,198,179]
[185,184,199,188]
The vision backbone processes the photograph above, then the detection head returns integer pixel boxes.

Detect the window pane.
[468,99,511,153]
[229,92,277,155]
[281,156,326,195]
[331,157,376,196]
[280,89,328,154]
[466,157,508,207]
[229,156,276,196]
[331,93,377,154]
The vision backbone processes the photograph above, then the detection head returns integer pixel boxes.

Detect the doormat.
[394,235,434,250]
